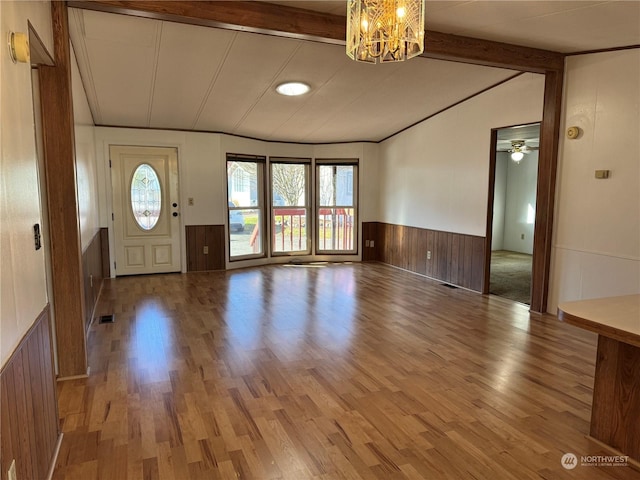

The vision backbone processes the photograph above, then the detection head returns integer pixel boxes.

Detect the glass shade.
[347,0,425,63]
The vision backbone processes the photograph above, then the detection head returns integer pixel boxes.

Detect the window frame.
[315,159,359,255]
[269,157,312,257]
[226,154,266,262]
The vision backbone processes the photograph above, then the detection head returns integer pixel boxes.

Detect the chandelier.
[347,0,425,63]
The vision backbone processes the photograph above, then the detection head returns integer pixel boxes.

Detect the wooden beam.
[67,0,347,44]
[530,69,564,313]
[423,31,563,73]
[39,1,88,377]
[67,0,564,72]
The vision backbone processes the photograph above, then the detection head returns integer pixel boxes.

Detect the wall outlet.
[365,240,370,247]
[521,233,525,240]
[188,197,194,206]
[8,459,16,480]
[203,246,209,255]
[370,240,374,248]
[427,250,431,260]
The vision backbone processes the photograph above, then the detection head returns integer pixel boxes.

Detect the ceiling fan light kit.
[346,0,425,63]
[511,151,525,163]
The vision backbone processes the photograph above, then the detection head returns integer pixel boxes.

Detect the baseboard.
[46,433,64,480]
[86,279,105,333]
[57,367,89,382]
[586,435,639,472]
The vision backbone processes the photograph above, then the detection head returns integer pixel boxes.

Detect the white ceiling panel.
[68,2,640,143]
[150,22,237,130]
[70,9,160,127]
[193,32,302,132]
[236,41,353,139]
[423,1,638,53]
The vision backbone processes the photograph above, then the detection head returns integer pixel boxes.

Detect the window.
[270,159,311,254]
[131,163,161,230]
[227,155,265,259]
[316,161,358,253]
[227,155,359,261]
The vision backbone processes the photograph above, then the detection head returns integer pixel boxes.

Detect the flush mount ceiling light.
[276,82,310,96]
[347,0,425,63]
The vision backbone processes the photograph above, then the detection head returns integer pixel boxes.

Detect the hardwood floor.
[54,263,639,479]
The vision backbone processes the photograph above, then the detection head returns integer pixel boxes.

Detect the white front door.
[111,146,181,275]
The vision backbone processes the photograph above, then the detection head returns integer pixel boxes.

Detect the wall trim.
[45,433,64,480]
[553,245,640,262]
[565,44,640,57]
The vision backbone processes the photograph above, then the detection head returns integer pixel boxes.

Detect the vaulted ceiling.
[68,1,640,144]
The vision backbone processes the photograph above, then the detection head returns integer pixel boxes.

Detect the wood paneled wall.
[0,307,60,480]
[365,222,485,292]
[82,229,106,331]
[361,222,380,261]
[186,225,226,271]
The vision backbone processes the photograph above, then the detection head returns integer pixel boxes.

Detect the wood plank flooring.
[53,263,640,479]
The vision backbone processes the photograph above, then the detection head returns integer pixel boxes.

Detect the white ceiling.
[68,1,640,144]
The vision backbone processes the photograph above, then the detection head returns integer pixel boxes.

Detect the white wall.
[503,150,538,254]
[548,49,640,312]
[378,73,545,236]
[71,43,100,251]
[94,127,379,273]
[0,1,53,366]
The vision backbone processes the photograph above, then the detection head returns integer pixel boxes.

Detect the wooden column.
[530,70,564,313]
[591,336,640,460]
[38,2,88,377]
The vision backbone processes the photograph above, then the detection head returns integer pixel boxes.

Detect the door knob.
[172,212,179,217]
[172,202,178,207]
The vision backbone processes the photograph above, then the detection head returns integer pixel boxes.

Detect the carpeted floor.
[489,250,532,305]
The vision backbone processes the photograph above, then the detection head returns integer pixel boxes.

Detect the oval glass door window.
[131,163,162,230]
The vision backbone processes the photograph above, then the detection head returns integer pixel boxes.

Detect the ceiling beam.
[67,0,564,73]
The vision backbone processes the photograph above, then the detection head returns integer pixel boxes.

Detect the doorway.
[110,145,181,275]
[487,123,540,305]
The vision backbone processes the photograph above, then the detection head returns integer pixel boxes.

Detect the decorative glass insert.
[131,163,161,230]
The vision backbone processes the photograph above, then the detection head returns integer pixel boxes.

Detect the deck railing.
[248,207,354,253]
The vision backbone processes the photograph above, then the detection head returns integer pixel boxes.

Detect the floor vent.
[99,314,115,324]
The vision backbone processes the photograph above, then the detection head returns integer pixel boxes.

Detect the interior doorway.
[486,123,540,305]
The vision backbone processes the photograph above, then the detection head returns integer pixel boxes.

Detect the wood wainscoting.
[82,228,106,332]
[0,306,60,480]
[366,222,486,292]
[186,225,225,271]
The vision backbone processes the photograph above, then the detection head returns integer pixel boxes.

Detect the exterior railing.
[318,208,353,251]
[248,207,354,253]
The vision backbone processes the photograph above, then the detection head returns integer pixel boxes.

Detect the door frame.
[484,122,541,306]
[107,143,185,276]
[484,121,544,310]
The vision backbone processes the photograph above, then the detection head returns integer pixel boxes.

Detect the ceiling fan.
[497,139,539,163]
